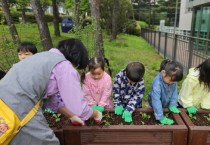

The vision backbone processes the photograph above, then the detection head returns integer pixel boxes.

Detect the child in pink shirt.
[83,57,113,112]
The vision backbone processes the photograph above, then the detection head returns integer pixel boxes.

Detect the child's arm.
[83,83,97,107]
[99,75,112,107]
[125,81,145,113]
[169,83,178,107]
[113,76,123,107]
[150,84,165,120]
[179,78,195,108]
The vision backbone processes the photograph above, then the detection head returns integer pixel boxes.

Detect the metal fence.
[141,28,210,72]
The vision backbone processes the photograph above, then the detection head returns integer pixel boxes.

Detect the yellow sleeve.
[200,91,210,109]
[179,77,197,108]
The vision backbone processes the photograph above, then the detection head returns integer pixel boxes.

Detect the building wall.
[179,0,193,30]
[187,0,210,8]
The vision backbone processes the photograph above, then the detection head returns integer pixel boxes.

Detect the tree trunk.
[52,0,60,36]
[74,0,80,28]
[110,0,119,40]
[31,0,53,50]
[21,9,26,23]
[1,0,20,43]
[89,0,104,57]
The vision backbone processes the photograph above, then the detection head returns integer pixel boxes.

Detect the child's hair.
[0,70,6,80]
[17,42,37,54]
[125,62,145,82]
[88,57,112,76]
[195,59,210,91]
[159,59,183,82]
[81,57,112,84]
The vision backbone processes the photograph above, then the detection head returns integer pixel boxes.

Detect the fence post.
[158,31,161,54]
[172,34,177,61]
[188,37,193,70]
[164,33,167,59]
[154,30,156,48]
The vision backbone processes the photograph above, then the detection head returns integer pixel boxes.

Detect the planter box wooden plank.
[180,109,210,145]
[54,129,64,145]
[63,109,188,145]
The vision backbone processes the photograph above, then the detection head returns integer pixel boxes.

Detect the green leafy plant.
[100,120,111,126]
[140,112,151,120]
[53,113,61,122]
[189,114,197,120]
[204,114,210,121]
[165,113,169,118]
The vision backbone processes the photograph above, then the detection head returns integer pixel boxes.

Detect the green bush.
[0,11,62,24]
[123,20,141,36]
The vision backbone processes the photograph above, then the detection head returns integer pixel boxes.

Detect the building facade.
[179,0,210,39]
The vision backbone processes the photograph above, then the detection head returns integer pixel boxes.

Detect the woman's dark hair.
[57,38,89,70]
[195,59,210,91]
[159,59,183,82]
[17,42,37,54]
[88,57,112,76]
[126,62,145,82]
[0,70,6,80]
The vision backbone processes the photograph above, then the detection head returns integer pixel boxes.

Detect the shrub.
[123,20,141,36]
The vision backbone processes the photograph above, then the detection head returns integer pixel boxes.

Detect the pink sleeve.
[99,74,113,107]
[83,76,97,106]
[44,95,65,112]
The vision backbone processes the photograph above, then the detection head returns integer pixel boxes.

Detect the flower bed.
[48,108,187,145]
[180,109,210,145]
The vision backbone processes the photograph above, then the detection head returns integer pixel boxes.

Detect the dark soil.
[189,113,210,126]
[44,111,176,129]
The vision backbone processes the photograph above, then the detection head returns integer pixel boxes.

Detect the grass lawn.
[0,22,182,106]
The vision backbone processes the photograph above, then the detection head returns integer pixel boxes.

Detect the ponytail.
[104,57,112,77]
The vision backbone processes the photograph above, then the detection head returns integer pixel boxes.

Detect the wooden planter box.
[62,108,187,145]
[180,109,210,145]
[54,129,64,145]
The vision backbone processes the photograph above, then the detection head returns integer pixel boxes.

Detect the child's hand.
[91,105,98,110]
[159,116,174,125]
[93,110,103,124]
[114,105,124,115]
[69,116,85,126]
[97,105,104,112]
[122,110,132,123]
[169,106,180,113]
[187,106,197,114]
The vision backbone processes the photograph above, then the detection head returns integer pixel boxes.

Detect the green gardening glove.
[122,110,132,123]
[91,105,98,110]
[97,105,104,112]
[159,116,174,125]
[187,106,197,114]
[114,105,124,115]
[169,106,180,113]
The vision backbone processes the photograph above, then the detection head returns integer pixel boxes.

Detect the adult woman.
[0,38,102,144]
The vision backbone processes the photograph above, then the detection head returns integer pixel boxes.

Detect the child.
[17,42,37,60]
[113,62,145,123]
[83,57,113,112]
[148,60,183,125]
[178,59,210,114]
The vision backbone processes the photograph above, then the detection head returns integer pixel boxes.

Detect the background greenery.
[0,22,185,106]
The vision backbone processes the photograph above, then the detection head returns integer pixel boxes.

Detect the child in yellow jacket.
[178,59,210,114]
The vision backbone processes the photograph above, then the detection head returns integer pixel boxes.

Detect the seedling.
[165,113,169,118]
[53,113,61,122]
[139,112,151,120]
[140,121,145,125]
[204,114,210,121]
[100,120,111,126]
[188,113,197,120]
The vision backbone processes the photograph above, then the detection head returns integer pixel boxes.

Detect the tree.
[15,0,30,23]
[52,0,60,36]
[1,0,20,43]
[110,0,119,40]
[89,0,104,57]
[31,0,53,50]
